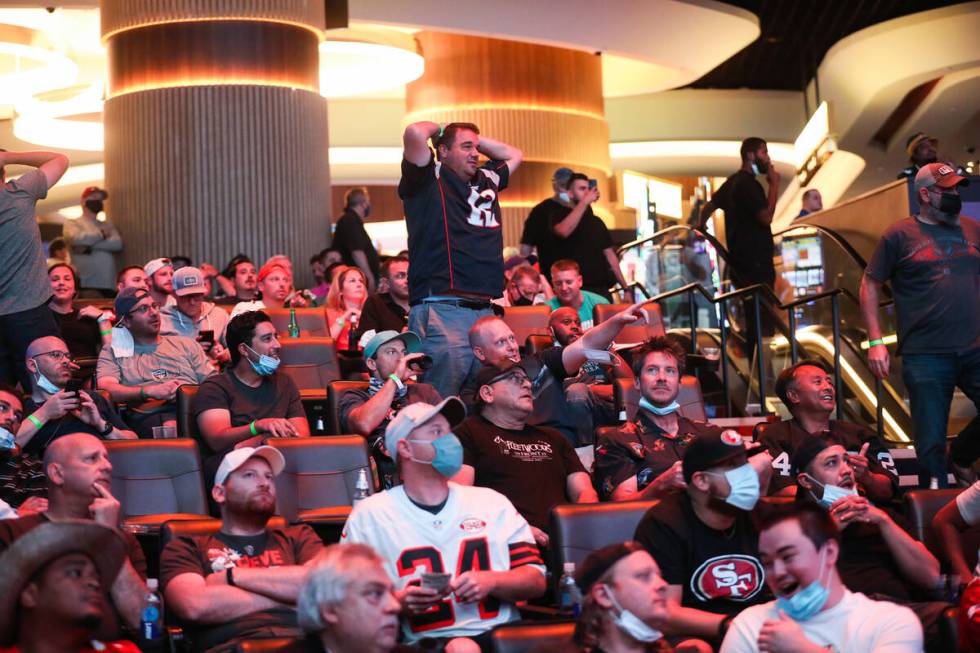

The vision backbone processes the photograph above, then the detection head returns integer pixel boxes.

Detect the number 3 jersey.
[341,482,544,641]
[399,154,510,304]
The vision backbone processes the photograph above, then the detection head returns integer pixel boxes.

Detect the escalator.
[616,222,917,445]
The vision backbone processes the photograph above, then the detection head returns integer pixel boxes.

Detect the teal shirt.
[547,290,609,328]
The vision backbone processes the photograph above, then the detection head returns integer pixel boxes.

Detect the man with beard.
[0,433,148,637]
[897,132,966,182]
[0,520,140,653]
[861,162,977,487]
[161,446,324,652]
[216,256,258,306]
[144,258,175,307]
[357,255,411,337]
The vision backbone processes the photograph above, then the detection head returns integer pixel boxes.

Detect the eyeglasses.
[130,302,161,315]
[34,350,75,364]
[494,373,531,387]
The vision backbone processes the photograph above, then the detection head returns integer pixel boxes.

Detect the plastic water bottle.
[558,562,581,617]
[287,308,300,338]
[353,468,370,505]
[141,578,163,643]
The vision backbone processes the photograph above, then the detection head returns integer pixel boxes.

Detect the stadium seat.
[266,435,370,524]
[105,439,210,529]
[908,488,980,570]
[237,639,304,653]
[524,333,554,356]
[176,384,200,438]
[593,302,665,347]
[160,516,288,548]
[278,337,341,396]
[264,307,328,338]
[613,375,706,422]
[326,380,370,435]
[550,500,656,583]
[502,305,552,349]
[491,621,575,653]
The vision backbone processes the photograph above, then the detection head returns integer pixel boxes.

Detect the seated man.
[357,255,411,337]
[116,266,148,294]
[462,303,646,448]
[339,330,440,489]
[0,520,140,653]
[17,336,135,457]
[161,446,323,651]
[160,266,231,366]
[215,256,257,306]
[934,478,980,580]
[760,360,897,501]
[194,310,309,490]
[0,386,47,516]
[496,264,548,307]
[97,288,214,437]
[549,307,629,388]
[547,259,609,328]
[634,430,773,648]
[342,398,547,652]
[144,257,175,307]
[0,433,148,637]
[297,543,422,653]
[721,504,922,653]
[452,360,597,548]
[595,337,720,502]
[791,436,940,601]
[230,262,292,318]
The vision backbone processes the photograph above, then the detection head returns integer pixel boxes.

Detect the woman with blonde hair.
[325,265,368,349]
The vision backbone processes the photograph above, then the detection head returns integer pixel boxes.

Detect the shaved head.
[44,432,103,468]
[26,336,66,361]
[548,307,578,330]
[468,316,507,350]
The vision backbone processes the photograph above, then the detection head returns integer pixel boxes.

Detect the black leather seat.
[491,620,575,653]
[160,516,288,547]
[279,337,342,399]
[326,380,370,435]
[550,500,656,582]
[176,384,200,438]
[264,307,328,338]
[501,305,552,349]
[613,375,706,422]
[237,639,306,653]
[105,439,210,529]
[907,488,980,569]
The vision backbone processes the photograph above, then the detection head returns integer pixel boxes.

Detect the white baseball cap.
[214,446,285,486]
[384,397,466,461]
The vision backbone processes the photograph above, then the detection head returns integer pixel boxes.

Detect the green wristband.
[27,414,43,429]
[100,328,112,336]
[250,421,258,436]
[868,339,885,347]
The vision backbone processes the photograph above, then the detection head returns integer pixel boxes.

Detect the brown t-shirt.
[159,524,323,652]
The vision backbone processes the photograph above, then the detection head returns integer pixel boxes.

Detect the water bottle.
[287,308,300,338]
[353,468,370,505]
[141,578,163,643]
[558,562,581,617]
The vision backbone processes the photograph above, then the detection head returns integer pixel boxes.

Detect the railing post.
[787,308,798,365]
[688,290,697,354]
[831,294,844,420]
[754,289,768,416]
[719,297,731,417]
[875,376,885,441]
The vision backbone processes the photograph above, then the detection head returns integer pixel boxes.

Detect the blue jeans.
[0,301,58,390]
[902,348,980,487]
[409,302,495,399]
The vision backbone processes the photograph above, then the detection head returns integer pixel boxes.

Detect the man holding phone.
[340,330,441,489]
[17,336,135,456]
[161,266,231,366]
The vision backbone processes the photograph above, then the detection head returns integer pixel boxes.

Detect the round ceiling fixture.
[319,28,423,98]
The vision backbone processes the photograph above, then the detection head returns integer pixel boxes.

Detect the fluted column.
[405,33,611,247]
[100,0,329,284]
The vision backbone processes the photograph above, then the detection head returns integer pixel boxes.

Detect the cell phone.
[197,330,214,344]
[65,378,85,398]
[588,179,597,190]
[421,572,452,593]
[408,354,433,371]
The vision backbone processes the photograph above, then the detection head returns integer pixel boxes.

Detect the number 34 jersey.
[341,482,545,642]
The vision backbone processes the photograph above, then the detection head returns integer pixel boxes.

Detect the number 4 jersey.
[341,482,544,642]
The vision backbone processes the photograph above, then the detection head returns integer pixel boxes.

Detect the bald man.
[18,336,134,457]
[0,433,147,635]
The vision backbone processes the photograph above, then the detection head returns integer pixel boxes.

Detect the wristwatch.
[97,420,113,437]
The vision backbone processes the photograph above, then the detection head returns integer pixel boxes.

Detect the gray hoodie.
[160,301,230,346]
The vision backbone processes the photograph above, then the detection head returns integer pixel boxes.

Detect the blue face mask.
[31,359,61,395]
[708,463,760,511]
[245,345,280,376]
[639,396,680,416]
[558,191,570,204]
[408,432,464,478]
[0,426,15,449]
[775,546,831,621]
[804,474,858,509]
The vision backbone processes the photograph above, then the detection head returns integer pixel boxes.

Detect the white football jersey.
[342,482,545,641]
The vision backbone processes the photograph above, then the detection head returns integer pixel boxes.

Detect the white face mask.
[604,586,663,643]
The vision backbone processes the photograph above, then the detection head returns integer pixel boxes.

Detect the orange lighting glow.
[101,16,323,43]
[109,77,319,99]
[404,103,606,122]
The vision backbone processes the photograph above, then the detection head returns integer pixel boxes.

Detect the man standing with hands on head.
[861,162,977,487]
[400,120,522,398]
[0,147,69,389]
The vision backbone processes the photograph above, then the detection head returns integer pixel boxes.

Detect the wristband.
[868,339,885,347]
[249,420,258,436]
[100,328,112,336]
[388,374,405,390]
[226,566,236,587]
[27,414,43,429]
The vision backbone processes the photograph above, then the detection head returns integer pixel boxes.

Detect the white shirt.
[0,498,17,520]
[230,299,267,319]
[720,590,923,653]
[957,481,980,525]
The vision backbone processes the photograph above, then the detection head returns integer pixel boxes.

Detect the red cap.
[914,163,968,193]
[81,186,107,202]
[257,262,288,283]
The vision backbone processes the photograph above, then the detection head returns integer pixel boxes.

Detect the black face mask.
[512,295,533,307]
[936,191,962,216]
[85,199,104,214]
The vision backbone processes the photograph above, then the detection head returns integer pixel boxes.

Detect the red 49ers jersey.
[341,483,544,642]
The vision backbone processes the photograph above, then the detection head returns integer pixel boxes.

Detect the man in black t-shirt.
[634,430,773,646]
[194,311,309,492]
[595,337,723,502]
[161,446,324,652]
[461,304,646,448]
[332,187,379,292]
[758,359,898,500]
[519,166,573,280]
[453,360,596,547]
[339,330,440,489]
[862,162,978,488]
[356,255,410,339]
[400,121,522,399]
